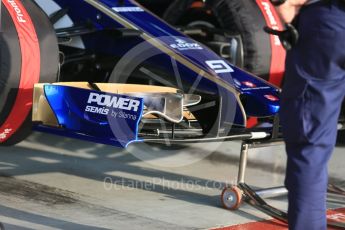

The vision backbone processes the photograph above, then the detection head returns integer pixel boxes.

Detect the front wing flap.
[33,82,204,147]
[33,84,144,147]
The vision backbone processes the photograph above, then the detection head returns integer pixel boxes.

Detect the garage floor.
[0,132,344,229]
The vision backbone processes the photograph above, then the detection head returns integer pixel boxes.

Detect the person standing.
[273,0,345,229]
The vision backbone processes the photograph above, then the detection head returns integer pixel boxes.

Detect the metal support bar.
[172,123,176,139]
[239,183,288,223]
[272,115,280,139]
[328,184,345,196]
[248,140,284,149]
[237,143,249,184]
[236,139,288,198]
[237,138,284,186]
[255,186,288,198]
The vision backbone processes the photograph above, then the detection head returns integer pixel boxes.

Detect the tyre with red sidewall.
[0,0,59,146]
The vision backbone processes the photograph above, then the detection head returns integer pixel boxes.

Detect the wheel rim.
[221,187,242,210]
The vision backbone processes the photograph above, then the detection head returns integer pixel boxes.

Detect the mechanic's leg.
[281,78,345,230]
[280,2,345,229]
[282,79,345,230]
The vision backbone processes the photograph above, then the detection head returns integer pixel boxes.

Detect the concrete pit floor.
[0,132,344,229]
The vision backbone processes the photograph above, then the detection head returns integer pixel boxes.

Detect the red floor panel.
[212,208,345,230]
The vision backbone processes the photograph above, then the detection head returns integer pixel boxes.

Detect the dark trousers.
[280,1,345,229]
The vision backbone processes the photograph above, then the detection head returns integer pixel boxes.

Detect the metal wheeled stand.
[220,138,345,228]
[221,139,288,218]
[237,139,287,198]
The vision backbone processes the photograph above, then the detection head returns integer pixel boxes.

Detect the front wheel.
[0,0,59,146]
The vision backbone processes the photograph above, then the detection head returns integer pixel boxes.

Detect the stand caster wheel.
[221,186,243,210]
